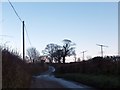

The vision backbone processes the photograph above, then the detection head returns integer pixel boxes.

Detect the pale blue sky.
[1,2,118,61]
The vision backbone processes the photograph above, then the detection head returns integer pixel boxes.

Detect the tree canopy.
[42,39,76,63]
[42,43,62,63]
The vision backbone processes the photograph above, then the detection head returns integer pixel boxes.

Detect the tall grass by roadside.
[1,46,48,88]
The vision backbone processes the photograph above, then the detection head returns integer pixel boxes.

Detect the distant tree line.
[42,39,76,64]
[26,39,75,64]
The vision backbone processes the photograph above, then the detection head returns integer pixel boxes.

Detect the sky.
[1,1,118,62]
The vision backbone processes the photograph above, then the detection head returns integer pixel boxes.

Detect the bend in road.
[31,66,95,89]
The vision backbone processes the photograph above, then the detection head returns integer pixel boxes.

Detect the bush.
[55,56,120,75]
[2,46,48,88]
[2,48,31,88]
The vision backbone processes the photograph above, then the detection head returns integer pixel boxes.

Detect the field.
[56,73,120,88]
[54,56,120,88]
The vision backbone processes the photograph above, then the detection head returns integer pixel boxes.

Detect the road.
[30,66,95,89]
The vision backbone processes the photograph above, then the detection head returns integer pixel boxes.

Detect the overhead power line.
[8,0,22,22]
[8,0,33,60]
[8,0,32,47]
[0,35,13,38]
[24,24,32,47]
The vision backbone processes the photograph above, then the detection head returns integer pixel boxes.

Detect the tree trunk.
[58,59,61,64]
[33,59,34,63]
[49,57,53,64]
[57,57,61,64]
[63,56,65,63]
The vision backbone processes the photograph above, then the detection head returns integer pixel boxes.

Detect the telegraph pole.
[23,21,25,61]
[74,53,76,62]
[7,0,25,60]
[81,50,87,60]
[96,44,108,57]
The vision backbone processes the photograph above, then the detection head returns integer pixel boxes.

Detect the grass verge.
[55,73,120,89]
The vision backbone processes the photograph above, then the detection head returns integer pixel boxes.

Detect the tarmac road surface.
[30,66,95,89]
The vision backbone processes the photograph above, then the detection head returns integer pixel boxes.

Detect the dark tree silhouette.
[62,39,76,63]
[42,43,62,63]
[52,49,63,63]
[27,47,40,63]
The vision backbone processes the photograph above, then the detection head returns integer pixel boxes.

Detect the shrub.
[2,46,48,88]
[2,48,31,88]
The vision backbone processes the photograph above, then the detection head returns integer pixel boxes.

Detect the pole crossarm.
[96,44,108,57]
[81,50,87,60]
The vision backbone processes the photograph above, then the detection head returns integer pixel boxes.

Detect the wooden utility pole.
[23,21,25,61]
[81,50,87,60]
[96,44,108,57]
[74,53,76,62]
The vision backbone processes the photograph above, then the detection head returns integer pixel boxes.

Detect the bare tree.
[62,39,76,63]
[42,43,62,63]
[27,47,40,63]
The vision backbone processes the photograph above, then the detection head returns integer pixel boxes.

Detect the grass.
[53,57,120,88]
[55,73,120,88]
